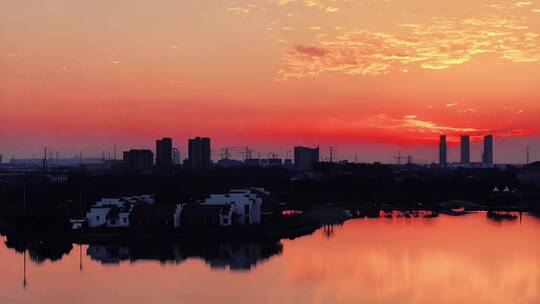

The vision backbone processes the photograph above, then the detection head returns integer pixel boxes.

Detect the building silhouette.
[172,148,181,165]
[483,135,494,166]
[123,149,153,172]
[188,137,211,170]
[155,137,172,169]
[294,146,319,171]
[460,135,470,164]
[439,135,447,166]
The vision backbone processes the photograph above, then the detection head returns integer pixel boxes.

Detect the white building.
[87,206,111,227]
[85,194,155,228]
[106,205,134,228]
[203,188,267,225]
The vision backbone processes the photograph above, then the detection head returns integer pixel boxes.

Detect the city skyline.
[1,0,539,163]
[2,132,535,166]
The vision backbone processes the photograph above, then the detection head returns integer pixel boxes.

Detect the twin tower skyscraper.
[156,136,211,171]
[439,134,493,166]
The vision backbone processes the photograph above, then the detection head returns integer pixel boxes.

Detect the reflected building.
[87,240,283,271]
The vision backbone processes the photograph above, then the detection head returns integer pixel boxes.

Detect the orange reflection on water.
[0,212,538,304]
[282,213,540,304]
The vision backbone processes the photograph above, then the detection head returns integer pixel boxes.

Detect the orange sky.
[1,0,539,163]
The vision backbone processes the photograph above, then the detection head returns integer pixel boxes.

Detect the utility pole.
[355,154,358,163]
[394,151,408,165]
[526,146,530,165]
[23,249,27,289]
[329,146,334,163]
[114,144,117,160]
[42,147,47,170]
[79,243,83,272]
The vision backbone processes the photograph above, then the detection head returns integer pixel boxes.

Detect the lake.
[1,212,539,304]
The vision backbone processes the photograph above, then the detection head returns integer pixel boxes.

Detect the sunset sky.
[1,0,539,163]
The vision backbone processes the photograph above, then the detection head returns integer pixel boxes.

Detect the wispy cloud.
[277,14,540,79]
[226,5,257,14]
[236,0,347,13]
[369,114,535,141]
[0,52,21,57]
[378,114,482,133]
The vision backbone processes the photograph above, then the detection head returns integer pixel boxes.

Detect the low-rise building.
[129,204,178,229]
[203,188,267,225]
[106,205,133,228]
[179,204,233,226]
[85,194,155,228]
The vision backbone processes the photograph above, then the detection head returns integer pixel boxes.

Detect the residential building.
[483,135,494,166]
[294,146,319,171]
[172,148,181,165]
[188,137,211,170]
[179,204,233,226]
[460,135,470,164]
[123,149,153,172]
[203,188,268,225]
[156,137,173,169]
[85,195,155,228]
[105,205,133,228]
[129,204,177,229]
[439,135,447,166]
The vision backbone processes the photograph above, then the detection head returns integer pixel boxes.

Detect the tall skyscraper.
[294,146,319,171]
[439,135,447,166]
[188,137,211,170]
[483,135,494,166]
[461,135,470,164]
[156,137,173,169]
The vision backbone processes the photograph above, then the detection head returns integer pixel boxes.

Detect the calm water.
[1,212,539,304]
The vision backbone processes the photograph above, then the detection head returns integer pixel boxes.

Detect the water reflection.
[0,212,538,304]
[4,235,73,264]
[87,240,283,270]
[2,234,282,271]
